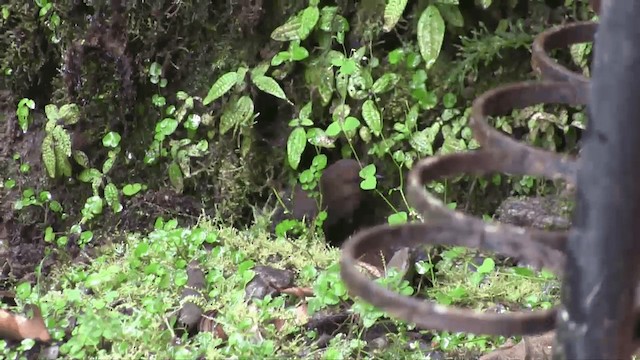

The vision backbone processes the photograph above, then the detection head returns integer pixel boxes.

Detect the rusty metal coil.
[531,21,596,104]
[340,20,598,336]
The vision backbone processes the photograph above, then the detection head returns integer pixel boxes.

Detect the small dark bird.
[272,159,376,246]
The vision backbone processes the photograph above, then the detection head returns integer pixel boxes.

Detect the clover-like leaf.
[156,118,179,138]
[360,176,376,190]
[122,183,142,196]
[102,131,121,148]
[78,168,102,183]
[359,163,377,178]
[388,212,408,225]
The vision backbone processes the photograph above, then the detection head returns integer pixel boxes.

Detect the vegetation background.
[0,0,594,358]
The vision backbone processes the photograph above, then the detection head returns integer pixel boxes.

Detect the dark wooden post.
[555,1,640,358]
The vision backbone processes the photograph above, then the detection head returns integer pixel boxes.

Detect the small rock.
[368,336,388,350]
[245,265,294,300]
[424,350,446,360]
[41,344,60,360]
[495,196,572,231]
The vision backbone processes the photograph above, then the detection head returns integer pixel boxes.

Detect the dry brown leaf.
[198,310,227,341]
[279,287,314,298]
[295,302,309,325]
[478,331,554,360]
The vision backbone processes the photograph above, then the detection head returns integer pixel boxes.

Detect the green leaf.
[52,125,72,157]
[410,129,434,156]
[102,131,121,148]
[388,212,408,225]
[78,168,102,183]
[417,5,445,70]
[477,258,496,274]
[250,63,270,78]
[73,150,89,168]
[220,96,254,135]
[332,104,351,121]
[251,75,290,103]
[271,17,303,42]
[405,104,420,130]
[42,135,56,178]
[371,73,400,94]
[312,154,328,170]
[156,118,178,137]
[436,3,464,27]
[44,104,59,121]
[361,100,382,136]
[291,45,309,61]
[271,52,289,66]
[304,63,334,106]
[343,116,361,133]
[15,282,32,300]
[298,6,320,40]
[176,149,191,178]
[319,6,338,31]
[360,176,376,190]
[326,122,342,137]
[102,151,117,174]
[44,227,54,243]
[187,140,209,157]
[59,104,80,125]
[299,101,313,120]
[337,58,357,75]
[184,114,201,131]
[388,48,405,65]
[19,98,35,110]
[383,0,409,32]
[84,196,104,216]
[203,72,239,105]
[479,0,492,9]
[168,162,184,193]
[359,164,376,178]
[359,126,372,143]
[347,70,373,100]
[307,128,335,148]
[443,93,457,108]
[103,183,121,212]
[287,127,307,170]
[122,183,142,196]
